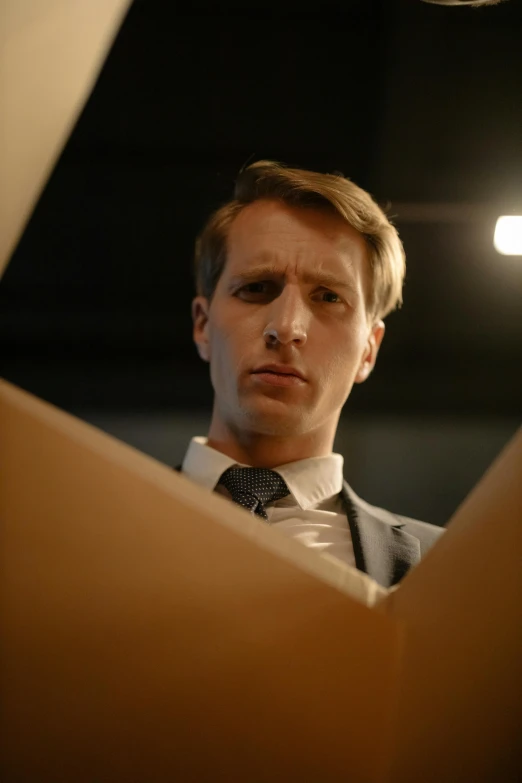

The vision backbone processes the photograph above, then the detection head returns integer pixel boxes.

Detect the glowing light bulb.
[493,216,522,256]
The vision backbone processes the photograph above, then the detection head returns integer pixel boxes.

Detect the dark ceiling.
[1,0,521,415]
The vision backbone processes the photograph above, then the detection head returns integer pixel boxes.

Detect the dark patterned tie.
[217,466,290,521]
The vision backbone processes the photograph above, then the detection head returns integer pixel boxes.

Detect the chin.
[240,401,310,437]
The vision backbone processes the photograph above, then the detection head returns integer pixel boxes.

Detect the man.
[177,160,444,588]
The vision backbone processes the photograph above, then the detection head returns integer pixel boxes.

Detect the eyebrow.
[230,263,358,293]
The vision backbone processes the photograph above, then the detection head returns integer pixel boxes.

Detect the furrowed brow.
[230,264,281,283]
[301,270,357,293]
[230,264,357,293]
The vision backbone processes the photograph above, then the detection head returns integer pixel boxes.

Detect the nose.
[263,284,309,347]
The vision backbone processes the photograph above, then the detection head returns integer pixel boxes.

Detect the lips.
[252,364,306,381]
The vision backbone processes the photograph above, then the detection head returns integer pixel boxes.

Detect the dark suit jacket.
[174,465,444,589]
[340,481,444,588]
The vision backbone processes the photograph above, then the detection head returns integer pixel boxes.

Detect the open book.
[1,376,521,783]
[1,4,520,781]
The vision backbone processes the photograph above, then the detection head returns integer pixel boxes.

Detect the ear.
[354,319,385,384]
[191,296,211,363]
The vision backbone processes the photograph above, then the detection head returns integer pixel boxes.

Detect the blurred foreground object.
[1,380,521,783]
[0,0,131,277]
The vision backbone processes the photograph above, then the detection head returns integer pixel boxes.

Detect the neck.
[206,411,337,468]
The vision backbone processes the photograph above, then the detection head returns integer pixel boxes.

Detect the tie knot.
[217,466,290,520]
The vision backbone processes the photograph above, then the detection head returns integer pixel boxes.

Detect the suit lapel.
[340,482,421,588]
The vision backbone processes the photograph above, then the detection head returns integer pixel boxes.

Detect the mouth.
[251,365,307,387]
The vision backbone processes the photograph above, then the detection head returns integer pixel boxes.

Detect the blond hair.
[194,160,405,322]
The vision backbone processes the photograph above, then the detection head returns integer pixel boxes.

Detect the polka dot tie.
[217,466,290,521]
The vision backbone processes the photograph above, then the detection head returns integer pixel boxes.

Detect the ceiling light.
[493,216,522,256]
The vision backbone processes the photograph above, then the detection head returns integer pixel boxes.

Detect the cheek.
[323,352,355,391]
[318,321,366,385]
[213,306,259,348]
[209,308,257,368]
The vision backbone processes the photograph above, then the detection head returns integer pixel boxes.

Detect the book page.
[1,379,398,783]
[382,427,522,782]
[0,0,131,276]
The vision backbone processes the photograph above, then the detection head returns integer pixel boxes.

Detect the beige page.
[0,0,131,276]
[1,378,400,783]
[382,427,522,783]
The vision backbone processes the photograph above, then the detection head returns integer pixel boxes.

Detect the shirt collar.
[181,436,344,511]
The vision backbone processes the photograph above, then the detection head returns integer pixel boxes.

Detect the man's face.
[192,199,385,440]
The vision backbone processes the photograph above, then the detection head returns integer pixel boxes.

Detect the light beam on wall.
[493,216,522,256]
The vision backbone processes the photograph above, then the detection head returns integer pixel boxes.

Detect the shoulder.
[393,513,445,555]
[343,481,445,555]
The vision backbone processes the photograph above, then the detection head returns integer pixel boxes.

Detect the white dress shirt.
[182,436,356,569]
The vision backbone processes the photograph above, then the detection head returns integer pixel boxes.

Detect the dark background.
[1,0,521,524]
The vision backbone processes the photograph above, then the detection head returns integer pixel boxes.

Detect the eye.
[236,281,274,298]
[316,289,343,304]
[235,282,344,305]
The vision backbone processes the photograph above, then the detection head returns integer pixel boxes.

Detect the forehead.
[225,199,369,279]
